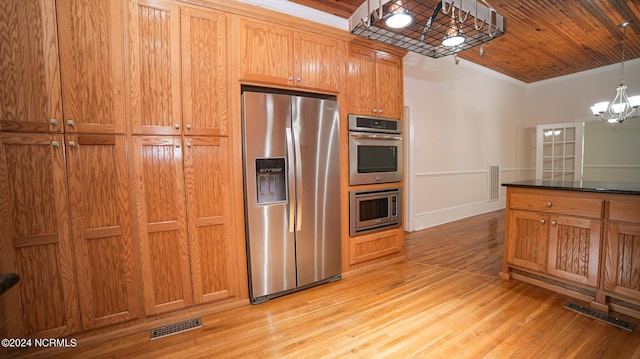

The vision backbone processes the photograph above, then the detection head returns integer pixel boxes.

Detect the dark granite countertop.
[502,179,640,195]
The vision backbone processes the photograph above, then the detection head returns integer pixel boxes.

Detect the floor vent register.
[150,317,202,340]
[564,303,635,332]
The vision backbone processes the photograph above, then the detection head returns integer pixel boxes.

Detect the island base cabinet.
[503,186,640,318]
[604,223,640,302]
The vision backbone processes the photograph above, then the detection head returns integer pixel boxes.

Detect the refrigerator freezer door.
[291,96,342,287]
[242,92,296,300]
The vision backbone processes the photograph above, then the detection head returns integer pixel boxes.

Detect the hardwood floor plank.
[13,210,640,358]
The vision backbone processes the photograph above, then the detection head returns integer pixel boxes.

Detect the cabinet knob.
[186,124,191,130]
[297,77,301,82]
[540,219,546,224]
[51,141,60,148]
[546,202,552,207]
[49,119,58,126]
[186,142,192,148]
[68,141,76,148]
[378,109,383,113]
[67,120,75,127]
[288,76,294,81]
[551,221,557,226]
[174,123,180,129]
[373,109,378,113]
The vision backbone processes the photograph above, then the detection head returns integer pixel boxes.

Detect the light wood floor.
[31,210,640,358]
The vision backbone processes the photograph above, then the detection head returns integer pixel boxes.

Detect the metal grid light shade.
[351,0,505,58]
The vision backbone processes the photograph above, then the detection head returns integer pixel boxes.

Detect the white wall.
[404,55,640,232]
[526,59,640,182]
[403,53,529,231]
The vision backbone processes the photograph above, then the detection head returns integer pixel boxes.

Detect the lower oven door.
[349,132,403,185]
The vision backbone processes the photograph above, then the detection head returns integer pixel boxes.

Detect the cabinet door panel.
[547,216,601,286]
[57,0,126,134]
[239,19,293,86]
[295,32,341,92]
[0,133,79,337]
[181,8,228,136]
[128,0,181,135]
[66,135,139,329]
[0,0,62,133]
[184,137,237,304]
[347,45,377,116]
[133,136,192,315]
[604,223,640,300]
[507,210,548,271]
[376,52,403,119]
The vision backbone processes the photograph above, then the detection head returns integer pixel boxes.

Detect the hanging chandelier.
[590,21,640,124]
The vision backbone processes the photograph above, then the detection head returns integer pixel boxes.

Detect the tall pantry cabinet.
[0,0,139,337]
[1,0,241,338]
[128,0,238,314]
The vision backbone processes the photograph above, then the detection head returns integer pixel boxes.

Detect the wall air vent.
[488,163,500,201]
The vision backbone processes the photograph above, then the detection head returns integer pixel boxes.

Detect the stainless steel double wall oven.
[348,114,403,235]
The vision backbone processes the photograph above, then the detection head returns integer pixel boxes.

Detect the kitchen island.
[501,180,640,318]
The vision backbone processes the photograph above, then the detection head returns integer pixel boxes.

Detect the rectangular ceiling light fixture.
[349,0,505,58]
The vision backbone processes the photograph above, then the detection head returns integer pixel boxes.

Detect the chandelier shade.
[590,21,639,124]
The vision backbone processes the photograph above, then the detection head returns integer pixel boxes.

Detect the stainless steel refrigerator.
[242,91,342,304]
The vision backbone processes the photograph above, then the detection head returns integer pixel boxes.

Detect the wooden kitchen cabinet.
[181,7,229,136]
[350,228,402,265]
[603,200,640,302]
[346,44,403,119]
[184,137,238,304]
[57,0,127,134]
[504,189,603,287]
[0,0,63,133]
[66,134,140,329]
[128,0,182,135]
[0,133,80,338]
[506,210,548,272]
[132,136,193,315]
[239,18,341,92]
[128,0,229,136]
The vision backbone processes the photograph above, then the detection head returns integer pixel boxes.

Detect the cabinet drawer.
[509,192,604,219]
[609,200,640,224]
[350,230,400,265]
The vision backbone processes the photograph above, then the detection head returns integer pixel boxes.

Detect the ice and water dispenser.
[255,158,287,204]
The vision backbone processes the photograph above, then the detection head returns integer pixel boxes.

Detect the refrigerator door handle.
[286,128,295,233]
[293,127,303,232]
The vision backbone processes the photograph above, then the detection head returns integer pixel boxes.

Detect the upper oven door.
[349,131,403,185]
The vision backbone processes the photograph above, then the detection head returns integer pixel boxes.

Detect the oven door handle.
[349,133,402,141]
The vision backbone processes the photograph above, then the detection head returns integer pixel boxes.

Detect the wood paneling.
[290,0,640,83]
[132,136,192,315]
[184,137,237,304]
[0,0,62,133]
[57,0,126,134]
[0,133,79,337]
[181,7,228,136]
[128,0,181,135]
[66,134,140,329]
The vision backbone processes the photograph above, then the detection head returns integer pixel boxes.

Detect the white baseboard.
[409,198,506,231]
